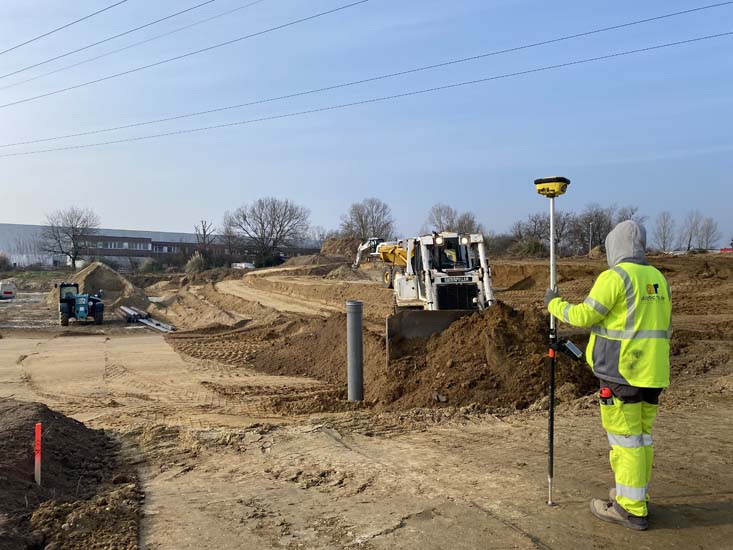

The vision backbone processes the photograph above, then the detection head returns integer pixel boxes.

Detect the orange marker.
[34,423,41,486]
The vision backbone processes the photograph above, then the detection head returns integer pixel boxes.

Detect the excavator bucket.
[385,310,473,363]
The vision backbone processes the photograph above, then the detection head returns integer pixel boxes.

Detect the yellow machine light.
[435,235,445,246]
[460,235,470,245]
[534,176,570,199]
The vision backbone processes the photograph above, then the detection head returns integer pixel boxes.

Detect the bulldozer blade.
[386,310,473,363]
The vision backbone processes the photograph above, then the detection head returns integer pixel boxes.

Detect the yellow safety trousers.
[601,396,658,517]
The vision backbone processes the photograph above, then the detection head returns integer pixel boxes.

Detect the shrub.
[185,252,206,274]
[139,258,163,273]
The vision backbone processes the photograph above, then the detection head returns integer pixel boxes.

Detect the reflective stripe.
[616,483,647,501]
[641,434,653,446]
[591,326,672,340]
[607,433,643,448]
[612,266,636,332]
[584,296,609,316]
[563,304,571,323]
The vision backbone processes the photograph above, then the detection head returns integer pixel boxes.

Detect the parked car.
[0,280,17,300]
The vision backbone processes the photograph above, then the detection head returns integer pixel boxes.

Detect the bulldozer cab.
[405,233,481,278]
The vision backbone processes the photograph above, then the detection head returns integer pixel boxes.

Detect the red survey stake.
[34,422,41,486]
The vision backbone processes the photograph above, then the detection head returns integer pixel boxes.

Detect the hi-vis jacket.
[549,221,672,388]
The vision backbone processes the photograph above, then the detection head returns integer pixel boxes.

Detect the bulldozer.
[386,232,495,361]
[56,282,105,326]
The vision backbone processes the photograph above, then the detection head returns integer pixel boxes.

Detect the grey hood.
[605,220,647,268]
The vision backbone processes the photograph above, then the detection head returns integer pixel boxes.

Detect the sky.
[0,0,731,243]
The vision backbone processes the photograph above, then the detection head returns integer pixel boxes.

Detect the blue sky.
[0,0,731,243]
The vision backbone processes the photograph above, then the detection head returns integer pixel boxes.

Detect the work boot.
[609,488,616,502]
[590,499,648,531]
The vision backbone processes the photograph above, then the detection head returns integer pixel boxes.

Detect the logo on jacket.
[643,282,667,303]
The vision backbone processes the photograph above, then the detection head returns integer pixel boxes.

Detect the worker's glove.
[544,288,561,308]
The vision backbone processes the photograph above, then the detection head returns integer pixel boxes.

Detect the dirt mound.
[387,303,595,409]
[693,260,732,280]
[178,268,244,286]
[43,262,149,311]
[320,236,361,261]
[588,246,605,260]
[324,265,371,281]
[242,303,595,411]
[283,254,346,267]
[0,398,139,549]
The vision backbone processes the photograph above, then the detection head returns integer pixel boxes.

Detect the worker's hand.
[544,288,561,308]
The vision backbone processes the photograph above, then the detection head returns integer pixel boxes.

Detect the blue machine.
[57,282,104,326]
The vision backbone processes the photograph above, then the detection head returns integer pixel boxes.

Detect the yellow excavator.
[352,238,409,288]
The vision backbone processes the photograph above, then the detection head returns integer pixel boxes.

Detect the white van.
[0,280,17,300]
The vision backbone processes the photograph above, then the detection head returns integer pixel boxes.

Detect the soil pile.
[44,261,149,311]
[387,303,596,409]
[320,237,361,261]
[283,254,346,267]
[245,303,595,411]
[0,398,140,549]
[324,265,371,281]
[178,268,245,286]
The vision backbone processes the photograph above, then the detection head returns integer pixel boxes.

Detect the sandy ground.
[1,255,732,549]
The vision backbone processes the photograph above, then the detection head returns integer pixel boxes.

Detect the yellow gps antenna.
[534,176,571,507]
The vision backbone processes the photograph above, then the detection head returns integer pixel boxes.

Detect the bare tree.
[678,210,703,251]
[225,198,310,262]
[424,203,458,232]
[697,217,721,250]
[308,226,339,245]
[41,207,100,269]
[455,211,484,234]
[616,205,647,225]
[652,211,675,252]
[340,198,395,240]
[220,214,245,257]
[194,220,217,261]
[571,203,617,251]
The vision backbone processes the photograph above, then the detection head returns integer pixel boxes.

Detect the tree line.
[34,199,728,272]
[494,204,724,257]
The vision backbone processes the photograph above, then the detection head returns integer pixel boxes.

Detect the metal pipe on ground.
[346,300,363,401]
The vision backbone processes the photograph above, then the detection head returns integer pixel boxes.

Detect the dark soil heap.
[0,399,139,550]
[246,303,596,411]
[320,237,362,261]
[387,303,596,409]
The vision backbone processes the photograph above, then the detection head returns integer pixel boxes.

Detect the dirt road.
[0,329,730,549]
[1,254,731,548]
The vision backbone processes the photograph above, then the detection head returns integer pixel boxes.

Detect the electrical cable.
[0,1,129,57]
[0,0,270,93]
[1,2,731,148]
[0,1,218,81]
[2,30,729,158]
[0,0,370,111]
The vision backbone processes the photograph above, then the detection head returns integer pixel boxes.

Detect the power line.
[2,2,731,149]
[0,1,219,81]
[2,31,730,159]
[0,1,129,57]
[0,0,271,93]
[0,1,370,111]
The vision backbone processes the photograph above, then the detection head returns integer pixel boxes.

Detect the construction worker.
[545,220,672,531]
